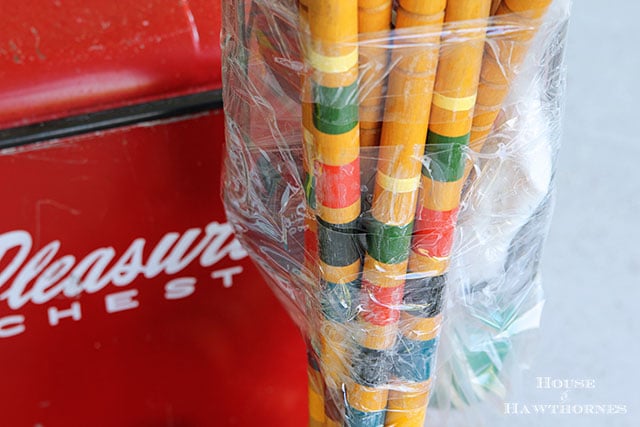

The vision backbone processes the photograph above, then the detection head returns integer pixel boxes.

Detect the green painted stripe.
[365,217,413,264]
[317,218,361,267]
[346,405,386,427]
[322,279,359,323]
[393,336,438,383]
[422,131,470,182]
[304,172,316,209]
[313,81,359,135]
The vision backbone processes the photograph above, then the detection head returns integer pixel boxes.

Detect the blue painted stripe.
[346,405,386,427]
[393,337,438,383]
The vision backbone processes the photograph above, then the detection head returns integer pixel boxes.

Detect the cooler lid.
[0,0,222,130]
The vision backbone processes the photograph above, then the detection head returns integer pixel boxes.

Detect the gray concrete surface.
[503,1,640,425]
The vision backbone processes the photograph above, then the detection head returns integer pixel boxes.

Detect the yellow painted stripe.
[371,184,418,226]
[385,383,432,426]
[432,92,477,112]
[384,408,426,427]
[408,250,449,276]
[387,380,431,409]
[347,382,389,412]
[319,259,361,284]
[358,320,398,351]
[421,175,464,212]
[315,126,359,166]
[318,198,361,225]
[308,386,326,422]
[376,172,421,194]
[401,313,443,341]
[307,46,359,74]
[320,320,350,386]
[363,256,408,289]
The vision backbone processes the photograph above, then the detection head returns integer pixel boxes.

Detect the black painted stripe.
[403,275,446,318]
[351,346,391,387]
[322,279,360,323]
[317,217,362,267]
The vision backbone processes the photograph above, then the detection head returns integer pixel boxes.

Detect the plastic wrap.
[221,0,571,425]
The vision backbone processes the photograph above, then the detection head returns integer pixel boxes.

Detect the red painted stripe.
[315,158,361,209]
[361,280,404,326]
[413,207,459,258]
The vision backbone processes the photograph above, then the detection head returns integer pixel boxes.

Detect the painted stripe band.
[307,46,359,74]
[413,206,459,258]
[315,125,359,166]
[420,175,464,212]
[319,259,361,284]
[423,130,470,182]
[363,256,408,289]
[366,218,413,264]
[432,92,477,112]
[346,383,388,412]
[317,218,361,267]
[316,158,361,209]
[358,320,398,351]
[322,279,359,323]
[345,405,386,427]
[403,275,446,318]
[386,385,431,421]
[318,198,361,225]
[408,250,449,277]
[394,336,438,383]
[361,279,404,326]
[376,172,421,194]
[401,313,443,342]
[313,82,359,135]
[351,346,391,387]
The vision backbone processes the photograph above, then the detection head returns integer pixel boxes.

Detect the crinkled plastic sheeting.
[222,0,571,425]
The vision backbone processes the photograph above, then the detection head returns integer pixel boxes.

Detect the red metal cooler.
[0,1,307,426]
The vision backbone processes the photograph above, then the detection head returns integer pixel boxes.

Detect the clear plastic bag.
[222,0,571,425]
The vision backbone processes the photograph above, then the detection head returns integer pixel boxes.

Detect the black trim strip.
[0,89,223,149]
